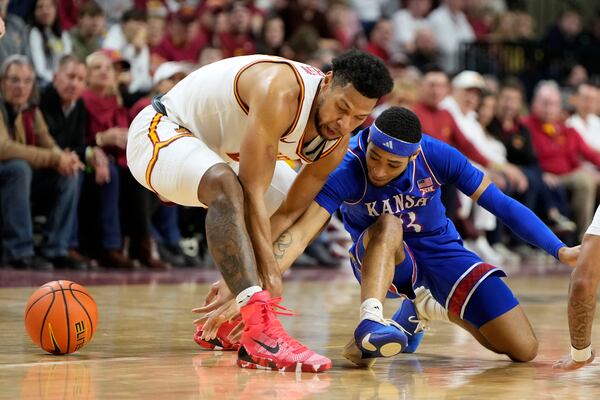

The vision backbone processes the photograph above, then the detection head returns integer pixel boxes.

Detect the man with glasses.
[0,55,82,269]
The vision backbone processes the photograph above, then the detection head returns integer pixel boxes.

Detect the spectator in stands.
[408,26,441,71]
[567,83,600,153]
[413,67,504,173]
[325,1,362,50]
[391,0,431,54]
[198,46,223,67]
[464,0,496,39]
[543,7,590,81]
[69,1,105,62]
[40,55,100,268]
[153,9,206,63]
[427,0,475,73]
[81,50,136,269]
[7,0,35,20]
[487,79,576,256]
[28,0,73,86]
[256,16,292,58]
[277,0,333,42]
[83,50,168,269]
[441,70,525,264]
[57,0,83,31]
[103,8,152,97]
[0,0,31,62]
[523,81,600,240]
[217,2,256,57]
[371,76,420,121]
[364,17,393,64]
[0,55,83,269]
[349,0,393,37]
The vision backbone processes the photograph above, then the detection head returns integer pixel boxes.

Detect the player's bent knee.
[507,337,538,362]
[199,164,244,207]
[371,214,404,242]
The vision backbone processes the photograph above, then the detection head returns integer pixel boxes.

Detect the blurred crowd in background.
[1,0,600,272]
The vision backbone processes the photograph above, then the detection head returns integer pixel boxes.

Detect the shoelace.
[259,298,308,354]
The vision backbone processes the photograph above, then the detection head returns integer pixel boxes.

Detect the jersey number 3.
[400,212,422,232]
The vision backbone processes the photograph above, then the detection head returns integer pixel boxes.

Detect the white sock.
[415,288,449,323]
[236,286,262,306]
[360,298,384,322]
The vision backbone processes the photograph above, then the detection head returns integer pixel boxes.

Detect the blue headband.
[369,123,421,156]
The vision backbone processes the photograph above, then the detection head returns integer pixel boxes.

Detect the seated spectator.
[0,55,82,269]
[364,17,394,64]
[277,0,333,42]
[412,67,496,171]
[391,0,432,54]
[567,83,600,153]
[486,80,576,255]
[69,1,105,61]
[28,0,73,86]
[218,2,256,58]
[523,81,600,239]
[0,0,31,62]
[81,51,136,269]
[427,0,475,73]
[82,50,168,269]
[40,55,100,268]
[103,8,152,95]
[408,26,441,71]
[255,16,292,58]
[153,9,206,63]
[325,1,362,50]
[441,70,526,265]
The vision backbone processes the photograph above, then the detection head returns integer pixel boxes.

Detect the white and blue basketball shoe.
[391,298,426,353]
[343,318,408,368]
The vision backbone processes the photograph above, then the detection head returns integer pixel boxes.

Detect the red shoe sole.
[194,330,240,351]
[236,347,332,373]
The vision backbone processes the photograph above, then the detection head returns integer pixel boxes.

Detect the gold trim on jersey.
[232,59,305,139]
[145,112,195,192]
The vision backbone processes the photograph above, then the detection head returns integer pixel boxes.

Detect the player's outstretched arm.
[273,201,332,273]
[271,140,348,240]
[554,233,600,370]
[469,176,578,264]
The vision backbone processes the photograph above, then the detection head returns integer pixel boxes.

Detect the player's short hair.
[331,50,393,99]
[374,107,422,143]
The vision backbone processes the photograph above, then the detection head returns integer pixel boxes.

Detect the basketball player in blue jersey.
[128,50,393,372]
[199,106,581,367]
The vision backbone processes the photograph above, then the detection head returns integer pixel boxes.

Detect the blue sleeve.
[425,138,484,196]
[314,153,365,215]
[477,183,566,258]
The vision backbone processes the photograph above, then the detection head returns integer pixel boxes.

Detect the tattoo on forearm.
[274,230,293,261]
[205,198,258,294]
[568,294,596,349]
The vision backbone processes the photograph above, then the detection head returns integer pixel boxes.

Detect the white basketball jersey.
[161,55,342,163]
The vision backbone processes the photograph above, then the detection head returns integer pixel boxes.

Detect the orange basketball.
[24,280,98,355]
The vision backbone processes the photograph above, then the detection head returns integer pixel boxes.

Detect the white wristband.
[571,345,592,362]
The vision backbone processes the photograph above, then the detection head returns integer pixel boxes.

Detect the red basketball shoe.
[194,318,241,351]
[237,291,332,373]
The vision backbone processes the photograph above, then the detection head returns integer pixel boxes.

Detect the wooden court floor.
[1,270,600,399]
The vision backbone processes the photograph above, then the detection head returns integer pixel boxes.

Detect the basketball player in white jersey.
[554,205,600,370]
[127,50,393,372]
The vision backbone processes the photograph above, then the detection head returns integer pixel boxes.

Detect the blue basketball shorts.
[348,221,519,328]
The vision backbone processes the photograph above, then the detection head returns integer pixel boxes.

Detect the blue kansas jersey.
[315,128,484,242]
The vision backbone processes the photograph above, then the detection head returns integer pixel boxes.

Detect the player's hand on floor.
[558,245,581,268]
[192,280,233,315]
[553,351,594,371]
[192,299,240,341]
